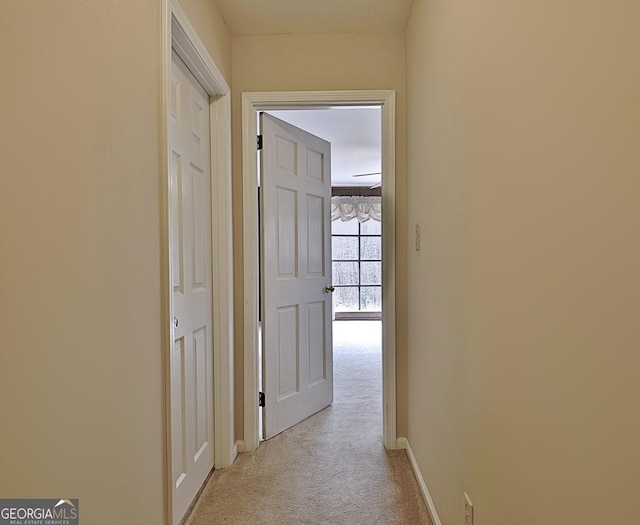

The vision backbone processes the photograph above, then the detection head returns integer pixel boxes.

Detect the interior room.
[259,107,384,440]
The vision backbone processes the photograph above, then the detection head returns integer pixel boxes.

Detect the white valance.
[331,196,382,223]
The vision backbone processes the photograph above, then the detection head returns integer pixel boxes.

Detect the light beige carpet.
[185,321,432,525]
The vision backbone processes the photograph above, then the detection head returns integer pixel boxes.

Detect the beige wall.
[406,1,640,524]
[0,2,230,524]
[230,32,408,439]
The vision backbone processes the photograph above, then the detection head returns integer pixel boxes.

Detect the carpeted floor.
[185,321,432,525]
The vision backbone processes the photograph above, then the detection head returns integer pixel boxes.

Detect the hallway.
[185,321,432,524]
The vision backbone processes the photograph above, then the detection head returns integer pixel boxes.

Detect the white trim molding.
[209,92,235,470]
[398,437,443,525]
[242,90,397,452]
[162,1,234,523]
[170,1,229,95]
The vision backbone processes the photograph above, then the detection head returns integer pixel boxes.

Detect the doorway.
[259,107,383,441]
[163,4,235,524]
[241,91,398,452]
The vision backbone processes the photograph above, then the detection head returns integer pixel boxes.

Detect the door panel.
[261,113,333,439]
[170,49,214,524]
[277,305,299,397]
[171,337,187,488]
[308,302,326,385]
[307,194,324,275]
[276,188,297,277]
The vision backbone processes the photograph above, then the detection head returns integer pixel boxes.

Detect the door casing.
[241,91,398,452]
[162,1,235,523]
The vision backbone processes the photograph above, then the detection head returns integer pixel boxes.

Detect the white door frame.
[162,1,235,523]
[241,91,397,452]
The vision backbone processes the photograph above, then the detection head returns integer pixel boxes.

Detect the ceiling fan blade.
[351,172,382,178]
[370,182,382,189]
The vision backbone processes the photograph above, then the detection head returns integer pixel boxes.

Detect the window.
[331,217,381,319]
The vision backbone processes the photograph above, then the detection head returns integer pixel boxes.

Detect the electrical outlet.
[464,493,474,525]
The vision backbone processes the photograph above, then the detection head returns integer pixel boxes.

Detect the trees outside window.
[331,217,381,318]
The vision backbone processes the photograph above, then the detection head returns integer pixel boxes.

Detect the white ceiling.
[266,108,382,187]
[215,0,414,36]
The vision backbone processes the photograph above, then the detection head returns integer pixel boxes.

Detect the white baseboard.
[235,439,246,453]
[398,437,443,525]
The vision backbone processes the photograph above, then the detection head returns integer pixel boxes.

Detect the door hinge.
[258,391,265,407]
[257,134,263,150]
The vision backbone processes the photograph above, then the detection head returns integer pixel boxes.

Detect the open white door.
[169,50,214,523]
[260,113,333,439]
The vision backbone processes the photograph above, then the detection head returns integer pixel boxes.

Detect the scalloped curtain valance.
[331,196,382,223]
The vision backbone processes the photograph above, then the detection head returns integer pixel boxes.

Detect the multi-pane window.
[331,218,381,317]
